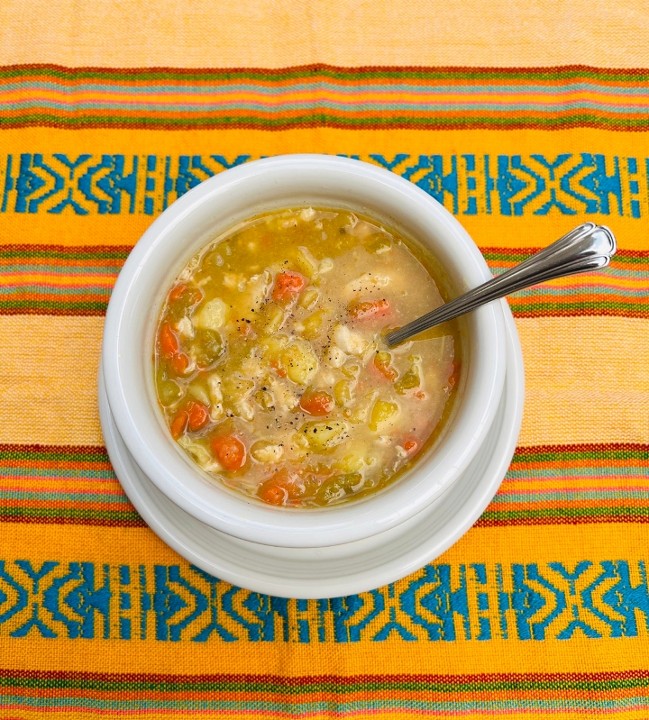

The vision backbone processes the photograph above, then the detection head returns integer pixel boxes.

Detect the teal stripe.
[492,489,649,503]
[506,465,648,479]
[3,695,648,712]
[2,99,648,113]
[512,286,647,298]
[1,468,115,480]
[2,80,649,96]
[490,264,648,279]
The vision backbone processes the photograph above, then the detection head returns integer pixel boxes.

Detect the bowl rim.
[102,153,507,548]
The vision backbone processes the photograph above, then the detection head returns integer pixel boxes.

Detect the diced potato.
[176,316,194,338]
[300,420,350,450]
[250,440,284,464]
[369,400,399,432]
[301,309,329,340]
[193,297,228,330]
[333,324,368,356]
[326,345,347,368]
[280,339,319,385]
[260,334,289,362]
[187,381,210,406]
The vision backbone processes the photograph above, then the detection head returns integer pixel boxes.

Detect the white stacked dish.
[99,155,524,599]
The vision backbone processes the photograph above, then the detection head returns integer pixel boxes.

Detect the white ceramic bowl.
[102,154,507,548]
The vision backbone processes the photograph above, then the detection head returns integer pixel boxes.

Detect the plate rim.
[99,302,523,599]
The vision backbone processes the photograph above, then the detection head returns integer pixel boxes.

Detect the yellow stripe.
[1,0,648,68]
[0,315,645,447]
[516,316,649,446]
[0,315,102,445]
[0,523,645,675]
[0,127,647,252]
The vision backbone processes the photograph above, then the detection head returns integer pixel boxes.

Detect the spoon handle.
[385,223,616,347]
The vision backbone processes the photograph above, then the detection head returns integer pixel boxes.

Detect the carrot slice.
[272,271,306,303]
[299,390,334,416]
[170,352,190,375]
[170,410,188,439]
[186,401,210,432]
[159,322,179,358]
[257,467,303,506]
[373,351,398,381]
[349,298,391,321]
[211,434,247,471]
[168,283,188,302]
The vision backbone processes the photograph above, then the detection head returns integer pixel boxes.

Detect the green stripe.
[0,300,107,311]
[0,507,141,521]
[512,448,648,462]
[0,249,128,260]
[2,114,649,129]
[0,448,109,462]
[2,65,649,82]
[482,506,649,522]
[1,674,647,693]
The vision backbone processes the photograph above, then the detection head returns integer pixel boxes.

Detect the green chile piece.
[316,472,362,504]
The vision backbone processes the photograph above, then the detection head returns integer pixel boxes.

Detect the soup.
[154,207,461,507]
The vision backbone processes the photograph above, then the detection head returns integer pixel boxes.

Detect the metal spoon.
[385,222,617,347]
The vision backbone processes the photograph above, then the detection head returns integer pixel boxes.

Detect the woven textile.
[0,1,648,717]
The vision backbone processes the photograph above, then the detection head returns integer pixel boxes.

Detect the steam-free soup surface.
[154,207,460,507]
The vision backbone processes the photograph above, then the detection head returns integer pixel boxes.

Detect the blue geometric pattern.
[0,152,644,218]
[0,559,647,643]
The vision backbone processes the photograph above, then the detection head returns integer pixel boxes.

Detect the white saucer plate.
[99,303,524,599]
